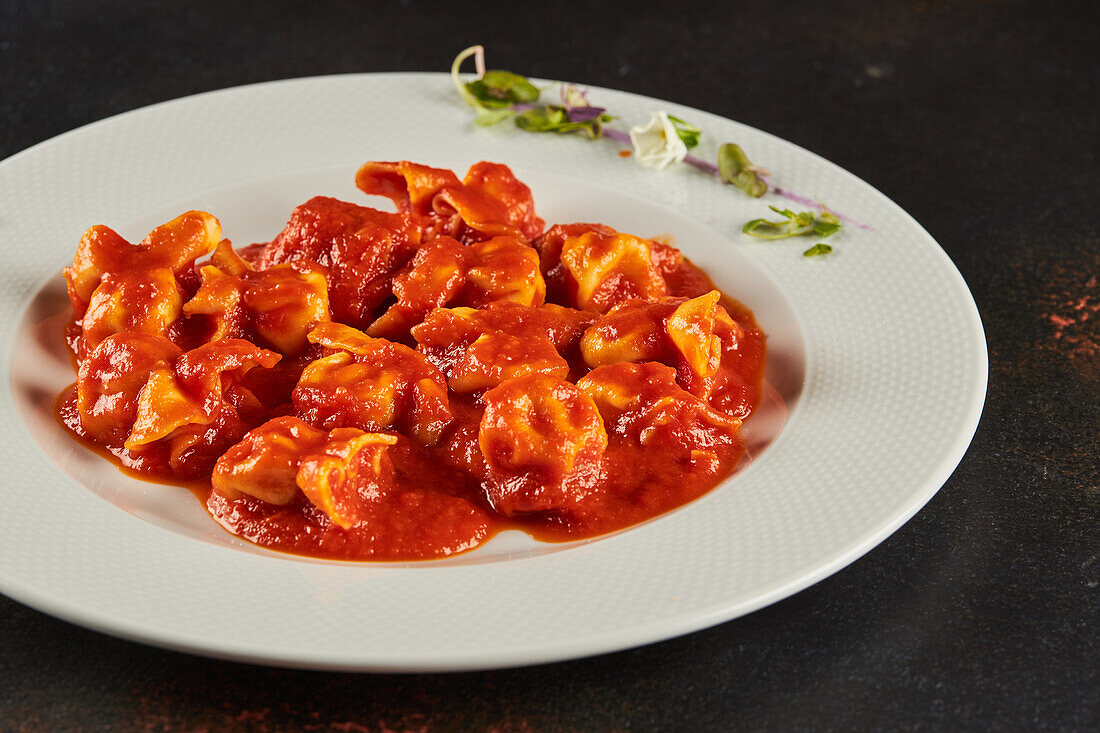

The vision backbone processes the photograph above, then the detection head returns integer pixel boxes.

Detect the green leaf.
[739,224,795,240]
[811,221,841,238]
[464,70,540,108]
[802,243,833,257]
[464,71,540,116]
[465,80,512,108]
[514,105,606,138]
[742,206,844,245]
[481,70,539,102]
[515,108,553,130]
[718,143,767,197]
[668,115,702,149]
[474,107,515,126]
[793,211,815,228]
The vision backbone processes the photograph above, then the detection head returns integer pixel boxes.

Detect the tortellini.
[367,234,545,338]
[479,374,608,516]
[183,241,330,354]
[58,160,766,560]
[76,332,184,443]
[212,416,398,529]
[577,362,741,459]
[292,322,454,445]
[64,211,221,356]
[243,195,422,328]
[411,304,590,393]
[80,268,184,354]
[356,160,545,243]
[64,210,220,315]
[77,334,280,477]
[579,290,742,400]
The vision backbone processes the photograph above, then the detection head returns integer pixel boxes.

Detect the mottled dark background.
[2,0,1097,730]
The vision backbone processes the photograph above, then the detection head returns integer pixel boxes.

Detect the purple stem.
[764,179,873,229]
[761,179,817,209]
[597,127,873,230]
[568,106,607,123]
[603,127,630,144]
[684,153,719,177]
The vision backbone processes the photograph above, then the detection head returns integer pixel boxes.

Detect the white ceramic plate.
[0,73,986,671]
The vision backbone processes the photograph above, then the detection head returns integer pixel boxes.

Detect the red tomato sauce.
[55,161,766,561]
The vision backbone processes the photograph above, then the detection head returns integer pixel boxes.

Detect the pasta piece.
[212,416,398,529]
[64,211,221,315]
[411,303,588,392]
[560,230,668,312]
[447,331,569,392]
[579,299,669,367]
[576,362,741,458]
[448,161,545,241]
[127,367,209,447]
[212,416,329,505]
[463,236,546,306]
[80,268,184,353]
[532,222,617,303]
[534,228,672,314]
[536,224,673,311]
[579,291,745,400]
[293,322,454,445]
[356,160,545,243]
[183,241,330,354]
[244,196,421,328]
[355,160,461,216]
[296,430,398,529]
[122,339,281,476]
[665,290,725,380]
[478,374,608,516]
[535,224,716,307]
[412,302,594,370]
[171,339,283,418]
[76,333,183,443]
[368,235,545,339]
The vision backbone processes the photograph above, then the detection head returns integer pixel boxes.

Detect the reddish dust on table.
[56,160,766,560]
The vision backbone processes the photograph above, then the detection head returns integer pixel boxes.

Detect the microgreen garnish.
[449,46,866,254]
[668,115,701,149]
[452,46,516,125]
[515,106,613,138]
[718,144,768,197]
[466,70,539,108]
[451,45,614,135]
[452,47,767,181]
[743,206,841,240]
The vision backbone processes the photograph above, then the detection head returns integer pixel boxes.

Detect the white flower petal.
[628,111,688,170]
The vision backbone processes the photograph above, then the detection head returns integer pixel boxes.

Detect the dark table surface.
[2,1,1097,730]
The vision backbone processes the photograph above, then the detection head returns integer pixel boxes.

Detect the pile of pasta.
[59,161,765,559]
